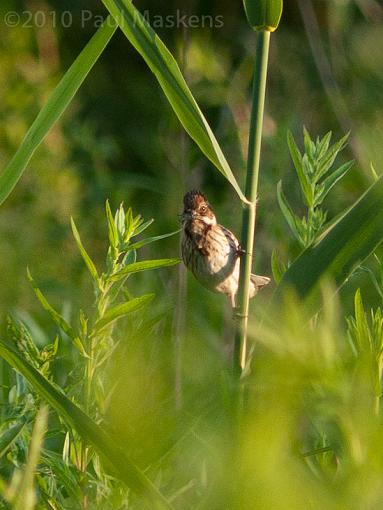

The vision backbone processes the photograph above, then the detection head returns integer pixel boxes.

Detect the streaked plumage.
[181,190,270,307]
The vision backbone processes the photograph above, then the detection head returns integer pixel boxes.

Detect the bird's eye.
[199,205,207,214]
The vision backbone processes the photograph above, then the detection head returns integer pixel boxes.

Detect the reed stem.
[234,31,270,377]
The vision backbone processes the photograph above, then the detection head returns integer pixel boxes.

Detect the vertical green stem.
[234,31,271,377]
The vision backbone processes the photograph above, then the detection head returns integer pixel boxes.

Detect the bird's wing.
[220,225,240,252]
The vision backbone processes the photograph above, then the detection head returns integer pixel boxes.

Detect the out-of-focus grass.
[0,1,383,508]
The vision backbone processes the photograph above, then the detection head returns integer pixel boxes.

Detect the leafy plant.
[278,129,354,249]
[0,202,179,509]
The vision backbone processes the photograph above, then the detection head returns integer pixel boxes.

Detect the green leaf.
[315,132,349,181]
[271,249,287,284]
[110,259,181,283]
[27,270,88,357]
[93,294,155,333]
[0,419,27,459]
[27,270,75,341]
[132,218,155,238]
[0,18,117,206]
[277,181,301,244]
[287,131,313,206]
[100,0,246,203]
[0,341,173,510]
[128,229,181,251]
[315,160,354,206]
[71,218,100,285]
[106,200,118,250]
[303,126,315,161]
[353,289,371,352]
[316,131,332,161]
[274,175,383,306]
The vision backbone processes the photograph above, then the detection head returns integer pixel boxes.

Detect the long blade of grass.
[0,340,173,510]
[0,17,117,206]
[274,175,383,305]
[100,0,247,203]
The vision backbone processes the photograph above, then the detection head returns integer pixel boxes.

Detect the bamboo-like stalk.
[234,31,271,377]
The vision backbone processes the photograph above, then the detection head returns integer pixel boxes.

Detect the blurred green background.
[1,0,382,324]
[1,1,383,508]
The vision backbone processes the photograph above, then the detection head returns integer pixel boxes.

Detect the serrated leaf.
[0,18,117,207]
[110,259,181,283]
[93,294,155,333]
[0,341,173,510]
[101,0,246,203]
[71,218,100,285]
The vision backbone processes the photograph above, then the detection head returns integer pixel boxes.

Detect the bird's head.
[182,190,217,226]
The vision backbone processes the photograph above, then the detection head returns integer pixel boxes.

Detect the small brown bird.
[181,190,270,307]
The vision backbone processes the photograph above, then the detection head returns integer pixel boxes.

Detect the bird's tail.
[250,274,271,296]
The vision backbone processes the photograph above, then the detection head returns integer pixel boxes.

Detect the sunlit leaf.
[110,259,181,283]
[93,294,155,334]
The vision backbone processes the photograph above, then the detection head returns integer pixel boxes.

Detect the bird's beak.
[181,210,193,221]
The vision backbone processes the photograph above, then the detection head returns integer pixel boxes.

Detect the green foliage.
[0,17,117,207]
[278,129,354,249]
[0,202,179,509]
[275,174,383,305]
[1,2,383,509]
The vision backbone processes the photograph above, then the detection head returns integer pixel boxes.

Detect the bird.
[181,190,270,308]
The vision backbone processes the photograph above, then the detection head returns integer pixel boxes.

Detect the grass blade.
[0,340,173,510]
[110,259,181,283]
[101,0,247,202]
[0,18,117,206]
[274,175,383,305]
[93,294,155,333]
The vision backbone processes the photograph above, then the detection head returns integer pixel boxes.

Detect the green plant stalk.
[234,31,271,376]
